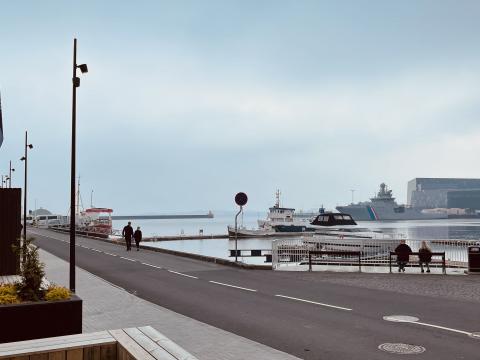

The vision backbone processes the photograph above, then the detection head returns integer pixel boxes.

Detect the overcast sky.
[1,1,480,214]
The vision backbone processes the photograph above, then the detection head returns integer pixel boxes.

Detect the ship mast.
[76,176,84,215]
[275,189,281,208]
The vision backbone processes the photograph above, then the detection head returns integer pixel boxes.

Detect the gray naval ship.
[336,183,447,221]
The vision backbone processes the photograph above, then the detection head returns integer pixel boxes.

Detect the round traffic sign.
[235,192,248,206]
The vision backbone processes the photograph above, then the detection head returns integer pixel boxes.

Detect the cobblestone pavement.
[284,271,480,303]
[40,249,301,360]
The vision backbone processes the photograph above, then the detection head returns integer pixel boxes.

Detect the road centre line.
[383,314,478,338]
[399,319,474,337]
[119,256,136,262]
[167,270,198,279]
[275,294,352,311]
[104,252,117,256]
[209,281,257,292]
[415,321,473,336]
[141,262,163,269]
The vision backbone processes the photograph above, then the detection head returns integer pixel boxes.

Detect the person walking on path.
[122,221,134,251]
[133,226,142,251]
[395,240,412,272]
[418,240,432,273]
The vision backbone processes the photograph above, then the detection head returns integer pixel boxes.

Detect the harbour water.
[112,214,480,264]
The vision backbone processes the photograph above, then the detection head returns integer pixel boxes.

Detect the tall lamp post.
[70,38,88,292]
[20,131,33,244]
[9,160,15,188]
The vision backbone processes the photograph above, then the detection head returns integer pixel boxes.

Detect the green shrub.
[0,284,20,304]
[13,237,45,301]
[44,286,71,301]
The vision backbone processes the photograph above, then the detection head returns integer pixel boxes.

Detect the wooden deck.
[0,326,198,360]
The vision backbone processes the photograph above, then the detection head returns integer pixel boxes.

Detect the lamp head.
[28,144,33,149]
[78,64,88,73]
[20,156,26,161]
[11,168,15,172]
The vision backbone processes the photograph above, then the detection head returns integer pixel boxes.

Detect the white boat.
[228,191,386,239]
[228,190,309,237]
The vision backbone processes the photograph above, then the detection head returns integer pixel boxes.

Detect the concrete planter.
[0,295,82,343]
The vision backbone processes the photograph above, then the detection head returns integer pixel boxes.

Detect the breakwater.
[111,213,214,220]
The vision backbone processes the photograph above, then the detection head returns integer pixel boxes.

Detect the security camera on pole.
[234,192,248,262]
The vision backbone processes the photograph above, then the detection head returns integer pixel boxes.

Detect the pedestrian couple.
[395,240,432,273]
[122,221,142,251]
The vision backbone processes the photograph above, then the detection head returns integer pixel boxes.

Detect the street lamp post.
[70,38,88,292]
[20,131,33,246]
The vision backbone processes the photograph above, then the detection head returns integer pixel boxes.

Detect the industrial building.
[407,178,480,209]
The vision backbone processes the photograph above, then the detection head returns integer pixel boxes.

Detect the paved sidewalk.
[39,249,300,360]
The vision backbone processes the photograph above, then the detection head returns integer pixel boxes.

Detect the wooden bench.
[389,252,446,274]
[0,326,198,360]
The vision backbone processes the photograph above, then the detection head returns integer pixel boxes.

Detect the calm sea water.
[112,214,480,264]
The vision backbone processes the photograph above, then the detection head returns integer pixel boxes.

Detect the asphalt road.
[30,228,480,360]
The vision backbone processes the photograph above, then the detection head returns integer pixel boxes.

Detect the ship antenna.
[275,189,281,208]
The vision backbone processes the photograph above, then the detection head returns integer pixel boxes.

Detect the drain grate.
[379,343,426,355]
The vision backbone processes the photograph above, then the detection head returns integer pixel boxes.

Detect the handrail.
[308,250,361,272]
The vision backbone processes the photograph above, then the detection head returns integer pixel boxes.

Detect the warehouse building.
[407,178,480,209]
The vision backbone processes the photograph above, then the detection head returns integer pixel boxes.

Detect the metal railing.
[272,237,479,271]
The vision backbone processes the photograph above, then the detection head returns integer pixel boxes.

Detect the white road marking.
[28,231,69,243]
[91,249,102,252]
[104,252,117,257]
[383,314,478,338]
[168,270,198,279]
[120,256,136,262]
[415,321,473,336]
[141,262,162,269]
[275,294,352,311]
[209,281,257,292]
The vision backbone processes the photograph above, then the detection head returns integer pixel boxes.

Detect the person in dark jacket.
[122,221,134,251]
[395,240,412,272]
[418,240,432,273]
[133,226,142,251]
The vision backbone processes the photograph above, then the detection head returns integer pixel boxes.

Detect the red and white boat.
[80,207,113,235]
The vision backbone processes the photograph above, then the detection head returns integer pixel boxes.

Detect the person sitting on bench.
[418,240,432,273]
[395,240,412,273]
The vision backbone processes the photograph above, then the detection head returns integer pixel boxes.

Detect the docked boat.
[79,207,113,235]
[336,183,448,221]
[228,191,310,237]
[228,191,384,239]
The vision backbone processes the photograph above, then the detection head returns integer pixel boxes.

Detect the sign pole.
[233,192,248,263]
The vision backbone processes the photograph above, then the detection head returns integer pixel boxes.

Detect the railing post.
[309,251,312,272]
[389,252,392,273]
[443,253,446,275]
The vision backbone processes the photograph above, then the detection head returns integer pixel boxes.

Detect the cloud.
[83,62,480,150]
